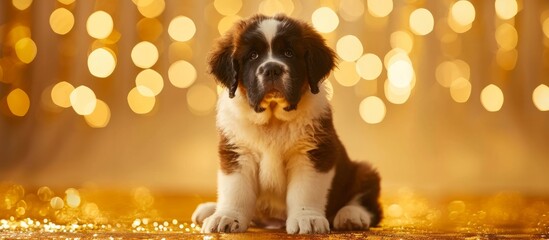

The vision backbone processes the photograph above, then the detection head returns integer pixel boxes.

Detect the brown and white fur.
[191,14,382,234]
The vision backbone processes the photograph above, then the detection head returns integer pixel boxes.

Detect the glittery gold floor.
[1,183,548,239]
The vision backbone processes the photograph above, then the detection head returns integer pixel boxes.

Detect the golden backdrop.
[1,0,549,197]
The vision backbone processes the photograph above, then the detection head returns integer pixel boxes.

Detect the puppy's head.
[209,14,336,113]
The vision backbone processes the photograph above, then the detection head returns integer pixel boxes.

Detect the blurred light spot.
[359,96,386,124]
[312,7,339,33]
[58,0,75,4]
[50,8,74,35]
[7,88,30,117]
[12,0,32,10]
[384,79,411,104]
[356,53,382,80]
[132,0,154,7]
[218,15,241,35]
[133,187,154,208]
[451,1,475,26]
[384,48,410,68]
[15,38,37,64]
[336,35,363,62]
[495,0,518,20]
[82,202,100,218]
[388,60,414,88]
[137,18,163,42]
[37,186,54,202]
[131,41,159,68]
[128,87,156,114]
[168,16,196,42]
[324,80,334,101]
[435,60,469,88]
[495,23,518,51]
[448,200,466,213]
[543,18,549,39]
[70,85,97,115]
[450,77,471,103]
[65,188,81,208]
[168,42,193,63]
[7,25,31,46]
[214,0,242,16]
[50,197,64,210]
[84,99,111,128]
[137,0,165,18]
[334,61,360,87]
[88,47,116,78]
[409,8,434,36]
[390,30,413,53]
[136,69,163,96]
[339,0,364,22]
[367,0,393,18]
[259,0,294,16]
[496,48,518,70]
[481,84,504,112]
[168,60,197,88]
[533,84,549,111]
[86,11,113,39]
[387,204,403,218]
[447,15,472,34]
[187,84,217,115]
[51,81,74,108]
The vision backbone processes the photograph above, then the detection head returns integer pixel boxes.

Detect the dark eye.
[250,51,259,60]
[284,49,294,58]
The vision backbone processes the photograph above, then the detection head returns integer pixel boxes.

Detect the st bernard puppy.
[192,14,382,234]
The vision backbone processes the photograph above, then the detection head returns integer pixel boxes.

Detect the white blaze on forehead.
[258,19,280,47]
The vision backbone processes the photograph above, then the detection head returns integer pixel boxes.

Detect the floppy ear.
[303,26,337,94]
[208,35,239,98]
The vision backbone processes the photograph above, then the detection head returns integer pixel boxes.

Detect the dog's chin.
[253,90,297,113]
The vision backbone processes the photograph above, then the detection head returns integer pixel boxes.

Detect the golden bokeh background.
[1,0,549,198]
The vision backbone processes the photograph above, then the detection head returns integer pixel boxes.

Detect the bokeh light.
[57,0,75,4]
[496,48,518,70]
[532,84,549,111]
[543,17,549,39]
[450,77,472,103]
[136,18,163,42]
[312,7,339,33]
[15,38,37,64]
[450,0,475,27]
[218,15,241,35]
[336,35,363,62]
[388,60,414,88]
[187,84,217,115]
[333,61,361,87]
[50,196,64,210]
[168,60,197,88]
[131,41,159,69]
[495,0,518,20]
[135,69,164,96]
[495,23,518,51]
[168,16,196,42]
[356,53,382,80]
[359,96,386,124]
[367,0,393,18]
[84,99,110,128]
[384,80,411,105]
[88,47,117,78]
[137,0,165,18]
[86,11,113,39]
[51,81,74,108]
[339,0,365,22]
[390,30,414,53]
[435,60,470,88]
[409,8,434,36]
[49,8,75,35]
[65,188,81,208]
[481,84,504,112]
[7,88,30,117]
[127,87,156,114]
[70,85,97,116]
[214,0,242,16]
[12,0,32,11]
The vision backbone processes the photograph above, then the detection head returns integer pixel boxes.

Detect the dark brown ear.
[208,35,239,98]
[303,24,337,94]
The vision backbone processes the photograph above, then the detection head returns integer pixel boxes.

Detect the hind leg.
[333,198,373,230]
[191,202,216,225]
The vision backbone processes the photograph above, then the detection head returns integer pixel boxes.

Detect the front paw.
[286,210,330,234]
[201,212,248,233]
[191,202,216,225]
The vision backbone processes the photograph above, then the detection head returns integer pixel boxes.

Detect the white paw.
[201,211,248,233]
[333,205,372,231]
[286,209,330,234]
[191,202,217,225]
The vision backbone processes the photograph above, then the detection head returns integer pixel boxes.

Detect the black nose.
[259,62,284,79]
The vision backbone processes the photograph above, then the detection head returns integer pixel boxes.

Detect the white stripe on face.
[258,18,280,57]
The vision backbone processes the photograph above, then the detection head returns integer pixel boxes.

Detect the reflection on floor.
[0,183,548,239]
